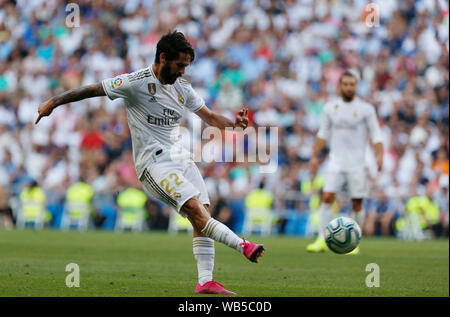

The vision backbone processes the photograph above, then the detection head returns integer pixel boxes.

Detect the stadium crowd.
[0,0,448,238]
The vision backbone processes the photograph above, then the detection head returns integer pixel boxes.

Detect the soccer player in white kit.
[35,31,265,295]
[306,70,383,254]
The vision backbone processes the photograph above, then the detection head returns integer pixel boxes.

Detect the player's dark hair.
[155,30,195,64]
[339,70,358,83]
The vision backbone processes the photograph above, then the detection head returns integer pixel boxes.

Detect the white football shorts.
[323,168,369,198]
[139,149,210,217]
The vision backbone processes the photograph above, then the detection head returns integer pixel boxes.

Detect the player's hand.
[234,106,249,129]
[309,156,319,173]
[35,98,55,124]
[376,154,383,172]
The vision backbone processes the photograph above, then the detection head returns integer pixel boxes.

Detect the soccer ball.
[324,217,361,254]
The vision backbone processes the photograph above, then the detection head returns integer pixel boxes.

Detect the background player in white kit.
[35,31,265,295]
[306,70,383,254]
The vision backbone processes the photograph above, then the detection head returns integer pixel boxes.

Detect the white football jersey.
[317,97,382,172]
[102,66,205,178]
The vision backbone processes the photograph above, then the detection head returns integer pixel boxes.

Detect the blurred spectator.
[365,189,397,236]
[211,196,234,229]
[398,184,442,238]
[244,179,274,235]
[91,168,117,230]
[0,184,13,229]
[62,180,94,231]
[435,175,449,237]
[115,186,147,232]
[432,146,449,175]
[17,180,49,229]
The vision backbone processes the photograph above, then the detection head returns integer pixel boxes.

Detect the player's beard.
[341,90,355,102]
[161,63,180,85]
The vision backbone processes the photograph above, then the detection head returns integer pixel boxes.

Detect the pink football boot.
[240,238,265,263]
[195,281,236,295]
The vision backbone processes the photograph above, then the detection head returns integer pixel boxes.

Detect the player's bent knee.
[181,197,210,230]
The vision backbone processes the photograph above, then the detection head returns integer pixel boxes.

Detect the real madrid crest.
[148,83,156,95]
[178,93,185,105]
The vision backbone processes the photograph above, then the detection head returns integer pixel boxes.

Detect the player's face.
[339,76,357,101]
[161,52,191,85]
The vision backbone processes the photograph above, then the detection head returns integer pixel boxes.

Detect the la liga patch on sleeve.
[113,77,123,88]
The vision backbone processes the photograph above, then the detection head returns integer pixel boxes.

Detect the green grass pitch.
[0,229,448,297]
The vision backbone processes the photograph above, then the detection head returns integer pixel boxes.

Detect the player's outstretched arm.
[35,82,106,124]
[195,105,248,130]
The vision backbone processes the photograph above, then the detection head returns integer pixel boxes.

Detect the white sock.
[351,209,366,233]
[201,218,245,253]
[193,237,215,285]
[318,203,333,239]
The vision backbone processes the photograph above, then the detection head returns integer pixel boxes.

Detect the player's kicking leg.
[183,197,265,294]
[306,192,335,252]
